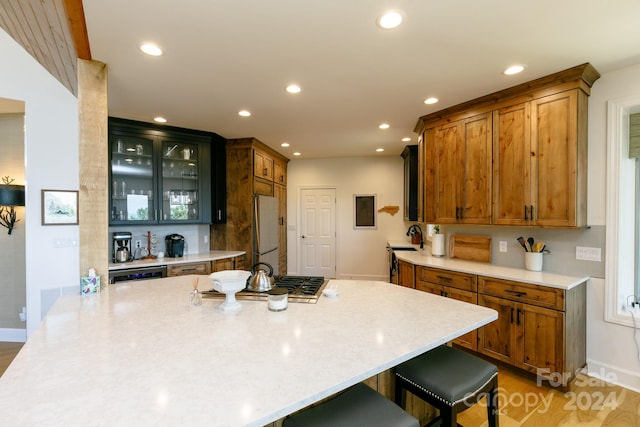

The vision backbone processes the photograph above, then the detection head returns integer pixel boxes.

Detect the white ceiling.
[83,0,640,159]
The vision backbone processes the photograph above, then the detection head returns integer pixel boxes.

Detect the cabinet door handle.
[530,205,534,221]
[182,268,198,273]
[524,205,528,221]
[436,275,452,282]
[455,207,460,219]
[217,210,222,221]
[510,307,515,323]
[263,168,268,176]
[517,308,522,325]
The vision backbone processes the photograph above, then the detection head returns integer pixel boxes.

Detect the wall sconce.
[0,176,25,235]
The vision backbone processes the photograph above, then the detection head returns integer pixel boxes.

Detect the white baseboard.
[587,358,640,393]
[0,328,27,342]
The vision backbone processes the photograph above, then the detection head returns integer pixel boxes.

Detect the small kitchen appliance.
[165,233,185,257]
[246,262,275,292]
[112,231,133,263]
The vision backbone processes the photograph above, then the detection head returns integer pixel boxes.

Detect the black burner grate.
[202,275,327,302]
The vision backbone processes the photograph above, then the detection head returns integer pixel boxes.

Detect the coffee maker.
[112,231,133,263]
[165,234,185,257]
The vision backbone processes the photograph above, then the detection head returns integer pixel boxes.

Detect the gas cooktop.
[202,275,328,304]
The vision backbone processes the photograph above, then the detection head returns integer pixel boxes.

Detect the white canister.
[267,288,288,312]
[431,234,445,257]
[524,252,543,271]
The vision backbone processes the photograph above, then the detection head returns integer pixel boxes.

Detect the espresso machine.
[112,231,133,263]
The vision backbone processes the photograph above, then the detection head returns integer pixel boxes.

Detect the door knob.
[301,235,306,239]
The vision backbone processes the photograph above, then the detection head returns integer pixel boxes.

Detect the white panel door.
[300,188,336,278]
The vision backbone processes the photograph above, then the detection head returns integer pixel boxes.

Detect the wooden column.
[77,59,108,285]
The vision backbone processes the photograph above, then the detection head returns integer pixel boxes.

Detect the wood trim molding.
[63,0,91,60]
[415,63,600,132]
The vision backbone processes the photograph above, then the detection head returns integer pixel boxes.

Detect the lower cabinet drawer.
[167,261,212,277]
[416,266,477,292]
[478,276,565,310]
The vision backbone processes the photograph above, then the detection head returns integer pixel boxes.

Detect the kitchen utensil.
[516,236,528,252]
[246,262,275,292]
[527,237,535,250]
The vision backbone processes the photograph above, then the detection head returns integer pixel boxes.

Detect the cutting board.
[449,235,492,263]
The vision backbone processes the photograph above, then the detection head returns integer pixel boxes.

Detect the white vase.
[431,234,445,257]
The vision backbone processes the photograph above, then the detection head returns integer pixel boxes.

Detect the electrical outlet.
[135,240,141,248]
[204,234,209,243]
[499,241,507,253]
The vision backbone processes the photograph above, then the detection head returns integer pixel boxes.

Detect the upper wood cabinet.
[417,63,599,228]
[426,113,492,224]
[494,90,586,226]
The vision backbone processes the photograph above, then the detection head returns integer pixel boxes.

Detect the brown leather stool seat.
[395,345,499,427]
[283,382,419,427]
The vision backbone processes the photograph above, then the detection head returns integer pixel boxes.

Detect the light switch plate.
[499,241,507,252]
[576,246,602,262]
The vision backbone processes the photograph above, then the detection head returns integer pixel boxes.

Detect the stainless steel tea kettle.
[246,262,275,292]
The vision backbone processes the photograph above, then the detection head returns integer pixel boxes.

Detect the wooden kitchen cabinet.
[493,90,587,227]
[397,259,415,288]
[212,255,245,271]
[426,113,492,224]
[211,138,289,274]
[477,275,585,386]
[415,266,478,350]
[254,149,274,181]
[167,261,212,276]
[274,183,287,275]
[416,63,599,228]
[402,145,419,221]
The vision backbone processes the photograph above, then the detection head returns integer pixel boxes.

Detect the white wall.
[0,29,79,339]
[0,113,26,332]
[586,62,640,392]
[287,156,410,279]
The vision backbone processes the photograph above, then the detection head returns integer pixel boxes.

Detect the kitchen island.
[0,276,497,426]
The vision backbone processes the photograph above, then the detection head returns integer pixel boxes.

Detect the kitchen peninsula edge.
[0,277,497,426]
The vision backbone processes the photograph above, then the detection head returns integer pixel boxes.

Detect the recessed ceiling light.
[238,110,251,117]
[376,148,385,152]
[402,137,411,142]
[503,65,525,75]
[154,116,167,123]
[424,97,439,105]
[140,43,163,56]
[285,84,301,94]
[281,142,290,147]
[379,123,390,129]
[293,152,301,156]
[377,10,404,29]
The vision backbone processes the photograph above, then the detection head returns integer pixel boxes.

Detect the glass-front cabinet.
[109,118,212,225]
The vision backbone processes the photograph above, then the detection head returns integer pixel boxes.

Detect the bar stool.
[283,382,419,427]
[394,345,499,427]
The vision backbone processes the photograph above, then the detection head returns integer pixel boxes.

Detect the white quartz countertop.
[108,250,245,271]
[0,276,496,427]
[391,245,588,290]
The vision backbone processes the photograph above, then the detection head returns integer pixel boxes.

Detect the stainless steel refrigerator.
[253,195,279,274]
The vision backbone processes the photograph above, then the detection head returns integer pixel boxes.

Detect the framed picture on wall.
[354,194,376,229]
[41,190,78,225]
